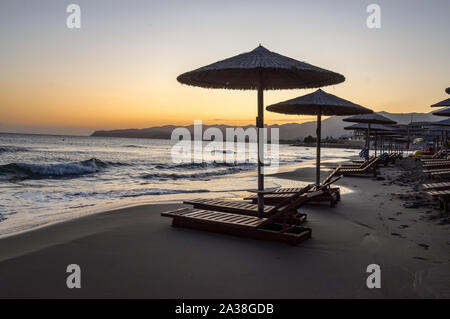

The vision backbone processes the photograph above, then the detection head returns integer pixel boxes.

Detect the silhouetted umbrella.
[344,123,395,132]
[267,89,372,185]
[433,107,450,117]
[429,118,450,126]
[431,97,450,107]
[177,45,345,216]
[343,113,396,158]
[343,113,396,125]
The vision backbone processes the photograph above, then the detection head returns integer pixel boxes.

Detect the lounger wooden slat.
[422,182,450,190]
[428,170,450,179]
[424,168,450,174]
[184,199,274,215]
[183,199,308,225]
[423,162,450,170]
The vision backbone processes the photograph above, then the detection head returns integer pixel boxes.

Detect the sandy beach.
[1,159,449,299]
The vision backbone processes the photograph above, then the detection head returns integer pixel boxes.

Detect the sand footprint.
[413,256,428,261]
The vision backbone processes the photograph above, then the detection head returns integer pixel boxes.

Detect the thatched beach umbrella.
[177,45,345,216]
[431,97,450,107]
[344,123,395,132]
[433,107,450,117]
[430,118,450,126]
[266,89,372,185]
[343,113,396,158]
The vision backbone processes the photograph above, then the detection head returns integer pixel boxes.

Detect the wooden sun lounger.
[245,190,339,207]
[422,182,450,190]
[338,166,377,177]
[244,176,342,207]
[389,152,402,163]
[162,191,322,245]
[426,190,450,213]
[423,168,450,174]
[182,198,307,224]
[328,155,384,179]
[420,150,446,160]
[340,156,377,169]
[162,208,312,245]
[351,156,376,165]
[421,154,450,163]
[421,160,450,166]
[429,170,450,179]
[336,156,382,177]
[423,161,450,169]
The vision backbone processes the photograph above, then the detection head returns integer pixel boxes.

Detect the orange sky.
[0,0,449,135]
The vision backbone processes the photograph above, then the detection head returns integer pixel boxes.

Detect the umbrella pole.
[316,112,322,186]
[257,78,264,218]
[375,131,378,157]
[367,124,371,159]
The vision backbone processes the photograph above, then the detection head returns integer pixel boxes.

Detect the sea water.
[0,133,358,237]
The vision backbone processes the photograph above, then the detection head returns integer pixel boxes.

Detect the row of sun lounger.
[162,152,403,245]
[419,149,447,160]
[418,152,450,212]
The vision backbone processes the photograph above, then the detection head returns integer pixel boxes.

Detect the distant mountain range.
[91,111,442,141]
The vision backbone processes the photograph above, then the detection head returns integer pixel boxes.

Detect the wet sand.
[0,159,449,298]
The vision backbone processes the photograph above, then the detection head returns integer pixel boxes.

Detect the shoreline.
[1,158,449,298]
[0,157,349,239]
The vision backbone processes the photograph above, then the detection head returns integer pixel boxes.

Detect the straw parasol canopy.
[343,113,397,158]
[177,45,345,90]
[266,89,372,115]
[343,113,396,125]
[344,123,395,132]
[266,89,372,185]
[177,45,345,216]
[446,87,450,95]
[429,118,450,127]
[431,97,450,107]
[433,107,450,117]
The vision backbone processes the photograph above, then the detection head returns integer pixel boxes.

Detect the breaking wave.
[0,146,29,153]
[0,158,111,180]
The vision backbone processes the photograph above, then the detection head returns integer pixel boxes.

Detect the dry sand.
[0,159,449,298]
